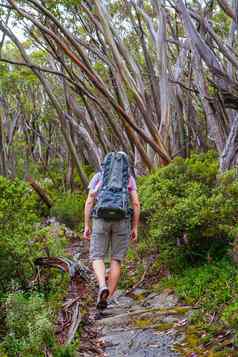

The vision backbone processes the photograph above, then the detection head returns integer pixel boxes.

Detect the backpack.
[94,152,130,220]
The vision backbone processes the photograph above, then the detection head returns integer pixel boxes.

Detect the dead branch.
[26,176,53,208]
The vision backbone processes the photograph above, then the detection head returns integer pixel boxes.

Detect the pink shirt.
[88,172,137,194]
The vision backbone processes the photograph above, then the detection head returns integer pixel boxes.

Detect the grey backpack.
[94,152,130,220]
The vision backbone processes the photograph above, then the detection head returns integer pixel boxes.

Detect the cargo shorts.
[90,218,131,262]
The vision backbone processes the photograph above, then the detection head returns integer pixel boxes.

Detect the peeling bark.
[220,114,238,172]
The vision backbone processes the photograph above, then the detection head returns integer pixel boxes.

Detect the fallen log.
[26,176,53,208]
[34,255,90,345]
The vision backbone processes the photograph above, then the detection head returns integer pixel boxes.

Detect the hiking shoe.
[96,286,109,310]
[107,296,120,308]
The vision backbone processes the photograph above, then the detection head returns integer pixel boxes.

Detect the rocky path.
[65,237,192,357]
[92,288,190,357]
[39,221,190,356]
[39,221,236,356]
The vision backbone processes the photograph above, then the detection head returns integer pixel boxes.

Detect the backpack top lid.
[100,152,129,191]
[93,151,131,220]
[101,151,128,168]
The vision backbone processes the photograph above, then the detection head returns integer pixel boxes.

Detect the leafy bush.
[222,301,238,329]
[0,176,68,291]
[1,292,54,356]
[51,192,86,230]
[138,151,238,271]
[155,257,238,353]
[0,176,40,290]
[30,224,68,259]
[0,176,78,356]
[158,257,238,311]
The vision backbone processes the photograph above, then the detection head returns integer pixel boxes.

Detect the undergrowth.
[0,176,77,356]
[123,151,238,352]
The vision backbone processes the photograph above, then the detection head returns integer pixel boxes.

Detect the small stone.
[144,291,179,309]
[132,288,147,296]
[161,316,179,324]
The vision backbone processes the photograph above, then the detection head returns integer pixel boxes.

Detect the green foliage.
[0,176,40,290]
[51,192,86,230]
[30,224,68,259]
[1,292,54,356]
[222,301,238,329]
[0,176,68,289]
[159,258,237,311]
[0,291,77,357]
[138,151,238,271]
[155,257,238,352]
[0,176,80,355]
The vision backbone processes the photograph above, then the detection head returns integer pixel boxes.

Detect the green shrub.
[222,301,238,329]
[1,292,54,356]
[138,151,238,271]
[0,177,79,356]
[51,192,86,230]
[30,225,68,259]
[158,257,237,311]
[0,176,40,290]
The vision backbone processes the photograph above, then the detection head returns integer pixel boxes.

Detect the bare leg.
[108,259,121,297]
[92,259,106,287]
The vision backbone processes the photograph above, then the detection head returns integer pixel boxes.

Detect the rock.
[131,288,147,296]
[129,304,145,311]
[96,306,189,328]
[174,332,186,344]
[160,315,179,324]
[101,306,130,317]
[99,293,135,317]
[143,290,179,309]
[101,328,181,356]
[111,294,134,308]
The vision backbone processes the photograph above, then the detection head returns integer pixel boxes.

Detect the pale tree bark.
[0,105,7,176]
[170,39,190,157]
[217,0,236,21]
[85,0,170,164]
[220,115,238,172]
[131,0,161,125]
[155,0,171,146]
[64,113,101,171]
[67,94,105,162]
[193,53,226,153]
[0,22,89,190]
[133,0,172,161]
[94,0,144,108]
[5,0,171,167]
[176,0,236,92]
[3,0,238,173]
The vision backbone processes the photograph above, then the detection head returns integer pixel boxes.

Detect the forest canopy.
[1,1,238,356]
[0,0,238,186]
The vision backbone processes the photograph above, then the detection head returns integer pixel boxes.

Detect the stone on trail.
[131,287,147,297]
[95,289,190,356]
[143,290,179,309]
[100,328,180,357]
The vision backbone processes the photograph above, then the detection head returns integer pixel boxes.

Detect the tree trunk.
[220,114,238,172]
[0,107,7,176]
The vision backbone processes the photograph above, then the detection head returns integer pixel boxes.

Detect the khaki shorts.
[90,218,131,262]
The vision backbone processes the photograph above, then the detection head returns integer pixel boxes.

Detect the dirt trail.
[92,290,190,357]
[41,227,190,356]
[73,238,190,357]
[40,223,238,356]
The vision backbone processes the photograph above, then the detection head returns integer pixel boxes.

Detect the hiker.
[83,152,140,310]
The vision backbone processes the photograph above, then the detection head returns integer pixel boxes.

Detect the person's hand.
[130,227,138,242]
[83,225,91,240]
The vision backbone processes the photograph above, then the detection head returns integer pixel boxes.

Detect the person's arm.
[130,190,140,241]
[83,190,96,240]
